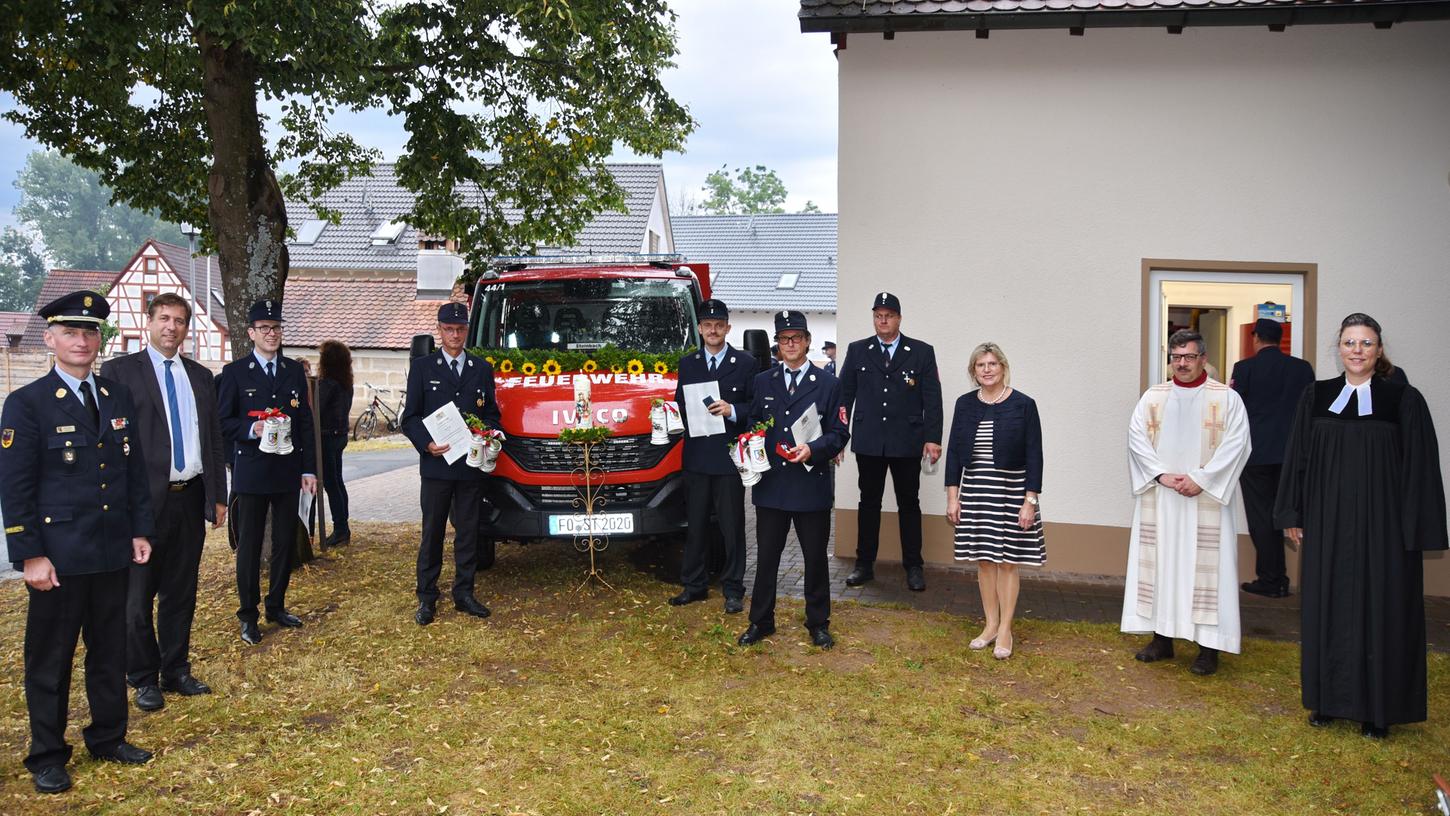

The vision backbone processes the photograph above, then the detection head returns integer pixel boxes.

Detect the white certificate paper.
[422,401,471,464]
[682,382,726,438]
[790,404,823,471]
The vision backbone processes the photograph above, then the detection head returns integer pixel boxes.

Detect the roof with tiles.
[0,311,30,341]
[18,268,122,349]
[278,276,444,351]
[285,163,664,272]
[799,0,1450,31]
[672,213,837,312]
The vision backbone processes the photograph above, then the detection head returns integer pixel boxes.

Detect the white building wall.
[838,23,1450,584]
[642,176,674,254]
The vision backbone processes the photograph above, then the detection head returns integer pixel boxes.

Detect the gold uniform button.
[102,504,109,511]
[44,516,52,524]
[100,483,107,490]
[99,463,106,470]
[97,442,104,448]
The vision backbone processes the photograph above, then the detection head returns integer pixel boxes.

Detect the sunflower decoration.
[610,363,625,374]
[653,360,670,375]
[627,359,645,375]
[542,359,562,376]
[520,361,539,376]
[498,358,515,373]
[582,359,599,373]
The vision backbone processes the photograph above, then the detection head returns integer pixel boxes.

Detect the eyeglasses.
[250,325,282,335]
[1168,353,1202,363]
[1340,339,1378,351]
[777,334,807,346]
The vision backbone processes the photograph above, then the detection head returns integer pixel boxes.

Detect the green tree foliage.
[799,200,821,214]
[14,151,185,271]
[0,1,693,357]
[0,227,47,310]
[701,165,788,215]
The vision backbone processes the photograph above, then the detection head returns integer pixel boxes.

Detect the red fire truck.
[462,254,714,563]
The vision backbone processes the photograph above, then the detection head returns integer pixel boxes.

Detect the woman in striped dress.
[944,343,1044,659]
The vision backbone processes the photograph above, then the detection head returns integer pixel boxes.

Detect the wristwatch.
[1026,496,1039,507]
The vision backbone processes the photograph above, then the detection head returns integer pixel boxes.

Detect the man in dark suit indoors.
[1230,317,1314,597]
[0,291,155,794]
[216,299,317,645]
[101,292,227,711]
[669,298,758,613]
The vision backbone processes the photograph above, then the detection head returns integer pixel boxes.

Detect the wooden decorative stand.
[567,439,614,591]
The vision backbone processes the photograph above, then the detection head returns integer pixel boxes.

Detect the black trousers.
[1239,463,1288,586]
[418,477,482,604]
[24,569,129,772]
[233,491,299,623]
[321,433,350,533]
[127,478,206,687]
[682,470,747,599]
[750,507,831,631]
[855,454,923,568]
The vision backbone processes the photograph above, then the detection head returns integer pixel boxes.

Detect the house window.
[143,289,160,314]
[776,273,799,289]
[648,230,660,254]
[293,219,327,245]
[124,334,142,353]
[370,220,406,246]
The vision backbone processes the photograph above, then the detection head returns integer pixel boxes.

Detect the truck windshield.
[473,277,698,354]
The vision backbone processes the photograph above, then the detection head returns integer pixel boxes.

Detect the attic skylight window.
[370,220,406,246]
[294,219,327,245]
[776,273,799,289]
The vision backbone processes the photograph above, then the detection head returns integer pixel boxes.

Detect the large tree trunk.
[198,32,289,360]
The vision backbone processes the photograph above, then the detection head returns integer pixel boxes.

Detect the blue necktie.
[164,360,186,471]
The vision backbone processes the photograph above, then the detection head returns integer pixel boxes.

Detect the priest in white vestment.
[1122,330,1251,676]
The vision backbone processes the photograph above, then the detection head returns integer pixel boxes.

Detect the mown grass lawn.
[2,521,1446,814]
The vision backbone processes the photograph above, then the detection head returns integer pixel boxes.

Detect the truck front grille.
[516,481,662,509]
[502,434,675,473]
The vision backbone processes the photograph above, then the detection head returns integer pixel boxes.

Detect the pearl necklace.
[979,386,1010,405]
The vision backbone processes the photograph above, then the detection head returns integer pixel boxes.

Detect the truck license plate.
[548,512,635,536]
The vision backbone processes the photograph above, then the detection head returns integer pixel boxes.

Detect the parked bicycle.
[352,382,404,440]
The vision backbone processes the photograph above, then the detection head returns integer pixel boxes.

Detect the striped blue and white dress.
[954,419,1045,565]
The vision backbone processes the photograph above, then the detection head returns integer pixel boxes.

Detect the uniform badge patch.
[100,386,109,397]
[83,295,93,308]
[1,428,12,448]
[4,525,22,534]
[62,449,76,464]
[290,398,300,408]
[111,417,128,430]
[55,388,67,399]
[476,399,484,407]
[55,425,75,434]
[123,442,131,456]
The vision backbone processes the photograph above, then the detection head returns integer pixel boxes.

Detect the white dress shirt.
[148,346,204,481]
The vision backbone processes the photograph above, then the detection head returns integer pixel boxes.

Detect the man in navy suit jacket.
[1230,318,1314,597]
[737,311,850,650]
[669,299,758,613]
[399,301,501,626]
[216,299,317,646]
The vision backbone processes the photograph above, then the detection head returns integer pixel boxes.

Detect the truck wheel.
[477,538,497,570]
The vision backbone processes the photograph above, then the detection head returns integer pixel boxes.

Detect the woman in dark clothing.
[317,340,355,547]
[1276,314,1447,739]
[944,342,1044,660]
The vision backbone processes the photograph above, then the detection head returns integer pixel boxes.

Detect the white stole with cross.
[1128,379,1250,628]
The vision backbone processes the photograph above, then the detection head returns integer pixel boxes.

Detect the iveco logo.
[552,408,629,426]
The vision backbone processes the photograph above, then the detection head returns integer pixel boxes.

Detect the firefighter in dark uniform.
[216,299,317,645]
[399,301,501,626]
[737,310,850,650]
[669,298,758,613]
[839,292,943,591]
[0,291,156,794]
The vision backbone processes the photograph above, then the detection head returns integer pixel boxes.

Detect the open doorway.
[1142,260,1316,388]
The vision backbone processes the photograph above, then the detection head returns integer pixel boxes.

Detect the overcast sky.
[0,1,838,232]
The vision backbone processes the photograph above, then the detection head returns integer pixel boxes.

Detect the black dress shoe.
[668,590,708,606]
[1189,646,1219,676]
[32,765,71,794]
[240,621,263,645]
[265,609,303,628]
[415,602,436,626]
[809,627,835,650]
[1241,579,1291,598]
[844,566,874,587]
[161,674,212,696]
[90,742,153,765]
[906,566,926,592]
[454,595,492,619]
[1307,712,1336,728]
[134,685,164,711]
[724,597,744,615]
[1134,634,1174,663]
[736,623,775,646]
[1361,722,1389,740]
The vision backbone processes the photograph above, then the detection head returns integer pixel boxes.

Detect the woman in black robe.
[1275,313,1447,738]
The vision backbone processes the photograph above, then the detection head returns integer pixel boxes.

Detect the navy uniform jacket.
[216,352,317,494]
[674,345,759,476]
[1,370,155,574]
[840,333,943,458]
[400,350,501,481]
[747,363,850,512]
[1230,346,1315,467]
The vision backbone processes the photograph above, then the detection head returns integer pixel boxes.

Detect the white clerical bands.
[1328,380,1372,417]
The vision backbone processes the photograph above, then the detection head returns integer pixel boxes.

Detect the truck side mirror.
[410,333,436,361]
[742,329,770,371]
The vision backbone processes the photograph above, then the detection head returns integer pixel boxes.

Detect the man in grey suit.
[100,292,227,711]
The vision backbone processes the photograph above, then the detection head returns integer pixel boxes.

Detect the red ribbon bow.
[247,408,285,420]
